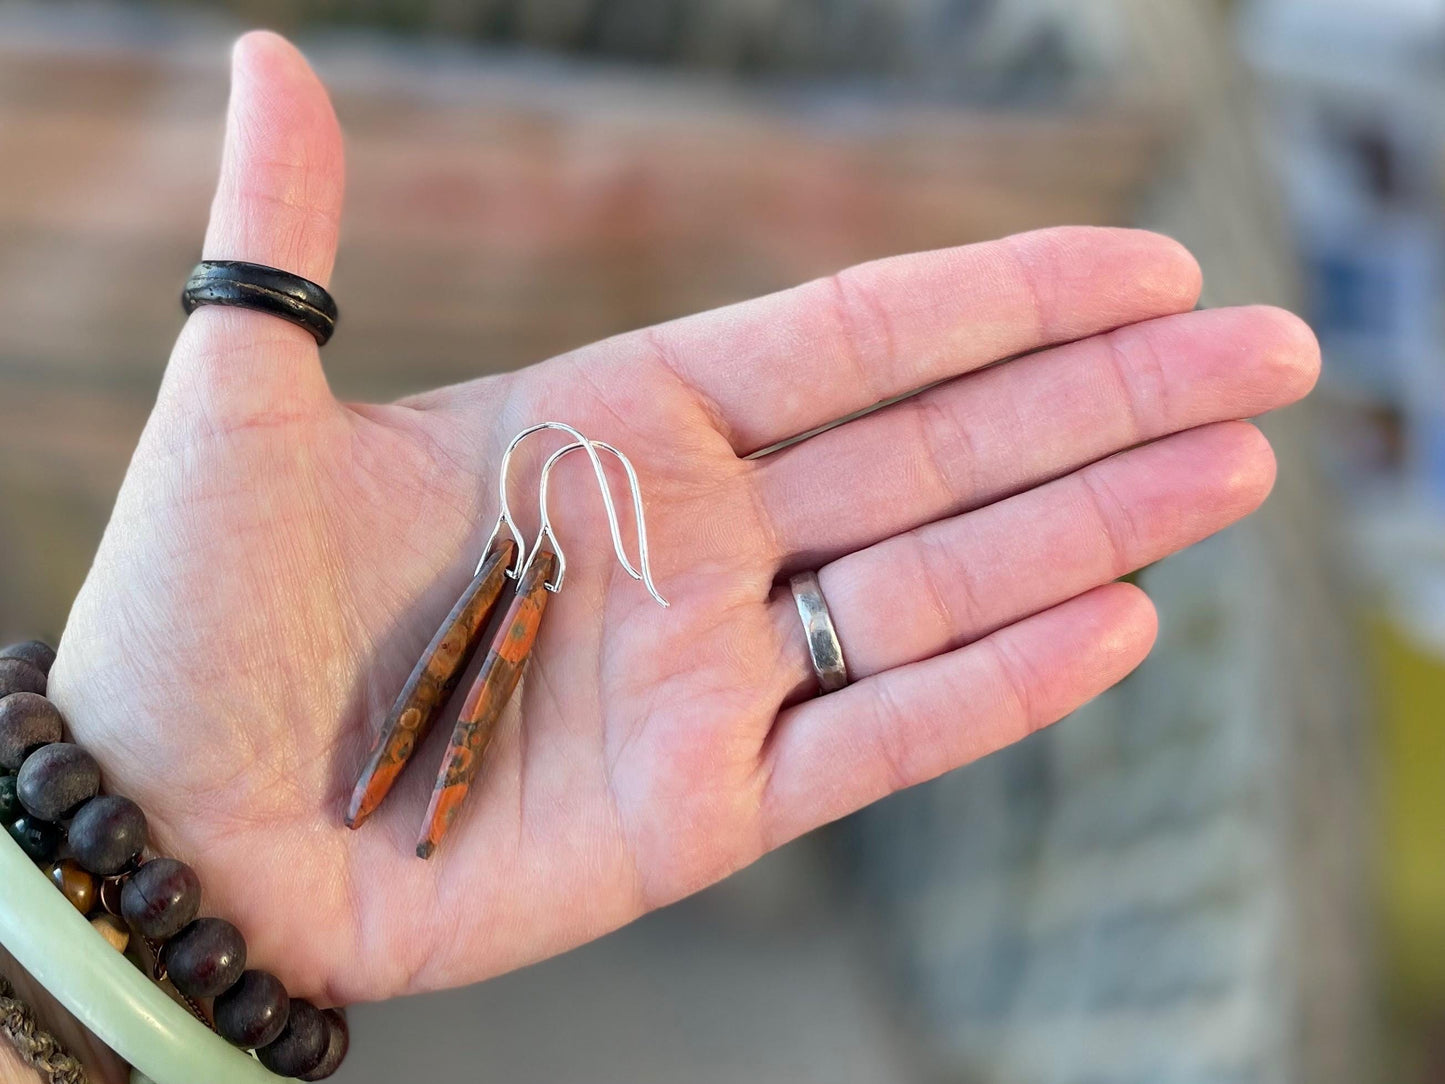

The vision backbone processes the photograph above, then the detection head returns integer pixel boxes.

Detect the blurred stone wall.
[160,0,1126,99]
[851,4,1374,1083]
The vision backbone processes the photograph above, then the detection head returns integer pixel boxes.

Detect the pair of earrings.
[345,422,668,857]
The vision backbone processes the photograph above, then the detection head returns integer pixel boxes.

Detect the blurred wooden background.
[0,22,1159,638]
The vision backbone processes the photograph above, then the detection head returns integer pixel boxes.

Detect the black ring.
[181,260,338,346]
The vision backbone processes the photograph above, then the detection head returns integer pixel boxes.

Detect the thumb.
[169,31,345,415]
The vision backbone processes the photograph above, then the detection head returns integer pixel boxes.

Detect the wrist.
[2,640,348,1081]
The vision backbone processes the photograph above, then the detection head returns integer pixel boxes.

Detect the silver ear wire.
[519,440,669,608]
[477,422,643,584]
[590,440,668,608]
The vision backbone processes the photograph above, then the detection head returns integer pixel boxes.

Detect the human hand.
[47,31,1318,1010]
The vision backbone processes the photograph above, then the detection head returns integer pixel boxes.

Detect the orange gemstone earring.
[345,423,667,857]
[416,436,669,858]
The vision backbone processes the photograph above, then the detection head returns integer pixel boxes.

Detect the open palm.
[47,33,1317,1011]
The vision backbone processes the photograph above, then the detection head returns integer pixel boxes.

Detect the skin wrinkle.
[346,407,476,514]
[909,382,980,521]
[1101,320,1165,446]
[754,725,790,852]
[999,232,1061,346]
[145,396,328,466]
[867,678,921,797]
[175,320,325,375]
[906,525,969,652]
[595,656,651,920]
[228,173,341,229]
[640,323,735,442]
[1077,458,1146,579]
[564,355,649,448]
[420,821,482,991]
[984,627,1042,743]
[823,267,892,410]
[333,421,473,572]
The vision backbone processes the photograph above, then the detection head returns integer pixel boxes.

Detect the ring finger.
[770,420,1275,697]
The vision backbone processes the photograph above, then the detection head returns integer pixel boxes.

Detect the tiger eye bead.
[7,814,61,862]
[215,969,289,1049]
[0,658,46,699]
[48,860,97,915]
[90,913,130,953]
[17,743,99,821]
[0,775,18,821]
[257,999,328,1077]
[69,795,147,876]
[0,694,64,771]
[121,858,201,941]
[299,1009,349,1080]
[160,917,246,999]
[0,642,55,676]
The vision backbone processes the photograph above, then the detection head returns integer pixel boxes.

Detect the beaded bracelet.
[0,641,347,1080]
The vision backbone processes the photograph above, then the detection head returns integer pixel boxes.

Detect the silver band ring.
[789,571,850,694]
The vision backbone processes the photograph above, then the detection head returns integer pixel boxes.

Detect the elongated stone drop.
[346,540,518,828]
[417,550,557,859]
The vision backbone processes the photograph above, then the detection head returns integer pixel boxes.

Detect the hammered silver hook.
[477,422,642,584]
[519,440,669,607]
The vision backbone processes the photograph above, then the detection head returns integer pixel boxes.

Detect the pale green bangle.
[0,829,281,1084]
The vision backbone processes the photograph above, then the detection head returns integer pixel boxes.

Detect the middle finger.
[751,304,1317,567]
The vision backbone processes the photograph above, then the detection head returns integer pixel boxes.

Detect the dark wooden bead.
[0,694,64,771]
[0,658,46,699]
[161,917,246,999]
[0,775,17,821]
[17,743,99,822]
[7,814,62,862]
[215,969,289,1049]
[299,1009,349,1080]
[48,859,98,914]
[121,858,201,941]
[0,642,56,676]
[256,999,328,1077]
[68,795,147,876]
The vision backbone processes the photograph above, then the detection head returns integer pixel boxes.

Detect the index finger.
[643,226,1201,454]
